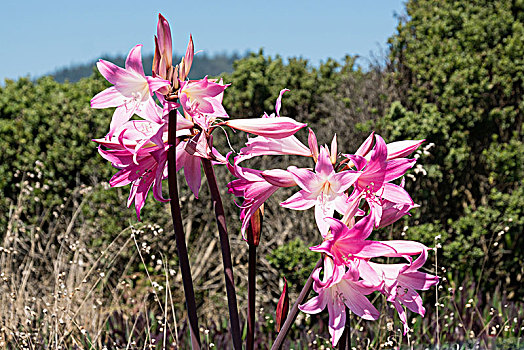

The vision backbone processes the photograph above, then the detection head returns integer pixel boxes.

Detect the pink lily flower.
[386,139,425,160]
[99,144,169,221]
[350,132,424,161]
[311,213,428,263]
[299,256,380,346]
[179,77,229,118]
[377,201,418,228]
[227,155,296,238]
[235,135,312,162]
[281,147,361,236]
[231,90,311,162]
[369,249,439,334]
[93,114,200,218]
[225,89,306,139]
[93,111,193,157]
[187,79,229,131]
[91,45,170,138]
[310,211,398,264]
[93,119,179,220]
[345,135,416,225]
[225,117,306,139]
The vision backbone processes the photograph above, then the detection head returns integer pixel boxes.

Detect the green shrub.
[383,0,524,296]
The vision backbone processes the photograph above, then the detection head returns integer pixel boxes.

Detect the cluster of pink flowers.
[227,113,439,345]
[92,15,305,220]
[91,13,438,348]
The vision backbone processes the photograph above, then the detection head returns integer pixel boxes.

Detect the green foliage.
[0,75,107,223]
[222,50,323,122]
[221,51,390,152]
[221,50,362,121]
[384,0,524,296]
[267,238,318,292]
[0,74,172,237]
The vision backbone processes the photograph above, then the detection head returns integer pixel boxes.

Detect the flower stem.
[201,158,242,350]
[271,257,323,350]
[167,109,201,349]
[338,307,351,350]
[247,243,257,350]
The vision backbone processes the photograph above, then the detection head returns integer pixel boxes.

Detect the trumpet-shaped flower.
[235,135,311,163]
[281,147,360,236]
[93,115,200,218]
[225,117,306,139]
[186,79,229,131]
[299,256,379,346]
[386,139,425,160]
[350,132,424,161]
[310,213,428,264]
[225,89,306,139]
[91,45,170,138]
[369,249,439,334]
[99,144,169,220]
[227,155,296,238]
[234,91,311,161]
[179,76,229,118]
[310,211,397,264]
[345,135,416,225]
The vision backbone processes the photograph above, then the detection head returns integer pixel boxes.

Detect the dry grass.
[0,170,317,349]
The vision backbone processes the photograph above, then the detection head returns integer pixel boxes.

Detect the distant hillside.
[50,52,244,83]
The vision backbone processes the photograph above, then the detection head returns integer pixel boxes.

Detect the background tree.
[383,0,523,298]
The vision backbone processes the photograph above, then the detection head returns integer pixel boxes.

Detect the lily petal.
[225,117,306,139]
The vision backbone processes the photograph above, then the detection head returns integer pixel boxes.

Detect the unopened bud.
[172,65,180,90]
[247,206,264,246]
[308,128,319,162]
[178,57,185,82]
[330,134,337,164]
[275,277,289,332]
[180,35,194,81]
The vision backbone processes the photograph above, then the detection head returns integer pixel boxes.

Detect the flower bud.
[308,128,319,162]
[275,277,289,332]
[330,134,338,164]
[246,206,264,246]
[153,14,173,81]
[179,35,194,81]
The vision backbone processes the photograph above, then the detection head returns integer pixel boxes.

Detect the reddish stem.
[167,109,201,349]
[271,257,323,350]
[247,243,257,350]
[201,158,242,350]
[338,307,351,350]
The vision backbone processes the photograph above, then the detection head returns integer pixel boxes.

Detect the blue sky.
[0,0,405,81]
